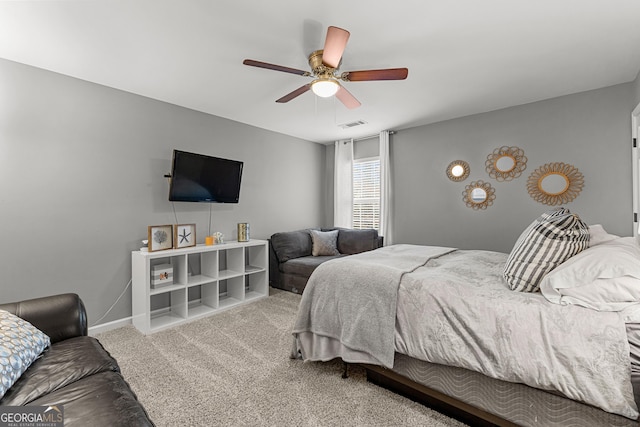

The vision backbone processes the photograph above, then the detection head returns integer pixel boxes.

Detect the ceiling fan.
[243,26,408,109]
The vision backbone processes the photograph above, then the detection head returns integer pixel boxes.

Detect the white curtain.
[334,139,354,228]
[379,130,392,245]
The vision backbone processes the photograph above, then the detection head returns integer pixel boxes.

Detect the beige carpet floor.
[95,288,467,426]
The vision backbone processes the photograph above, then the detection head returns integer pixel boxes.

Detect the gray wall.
[0,59,326,325]
[633,70,640,106]
[391,83,633,252]
[326,83,634,252]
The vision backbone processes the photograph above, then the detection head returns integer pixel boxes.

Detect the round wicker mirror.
[485,146,527,181]
[463,180,496,210]
[527,162,584,205]
[446,160,470,182]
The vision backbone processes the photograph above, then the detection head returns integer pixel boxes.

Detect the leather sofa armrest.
[0,293,88,343]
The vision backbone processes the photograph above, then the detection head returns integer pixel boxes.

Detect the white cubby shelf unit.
[131,239,269,334]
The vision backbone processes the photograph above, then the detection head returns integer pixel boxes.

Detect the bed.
[291,210,640,426]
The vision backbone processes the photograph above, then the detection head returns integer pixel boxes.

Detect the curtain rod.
[350,130,396,142]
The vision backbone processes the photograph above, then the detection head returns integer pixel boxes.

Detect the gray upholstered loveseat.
[269,227,383,294]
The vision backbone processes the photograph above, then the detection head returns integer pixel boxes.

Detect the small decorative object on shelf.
[151,263,173,288]
[213,231,224,244]
[148,225,173,252]
[174,224,196,249]
[238,223,250,242]
[205,236,214,246]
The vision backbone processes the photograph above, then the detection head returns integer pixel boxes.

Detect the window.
[352,157,380,230]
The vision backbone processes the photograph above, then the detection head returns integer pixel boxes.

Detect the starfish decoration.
[179,228,191,244]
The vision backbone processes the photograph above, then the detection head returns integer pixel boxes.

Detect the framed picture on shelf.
[147,225,174,252]
[174,223,196,249]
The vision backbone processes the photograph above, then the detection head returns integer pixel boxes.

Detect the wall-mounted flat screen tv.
[168,150,243,203]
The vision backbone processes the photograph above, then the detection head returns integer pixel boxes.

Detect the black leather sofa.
[0,293,154,427]
[269,227,383,294]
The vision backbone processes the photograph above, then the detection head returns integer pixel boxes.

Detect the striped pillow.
[503,208,590,292]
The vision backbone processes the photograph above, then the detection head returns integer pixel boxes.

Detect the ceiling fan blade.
[276,84,312,103]
[322,26,350,68]
[335,86,361,109]
[341,68,408,82]
[243,59,309,76]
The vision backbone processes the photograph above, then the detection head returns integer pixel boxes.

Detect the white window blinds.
[352,158,380,230]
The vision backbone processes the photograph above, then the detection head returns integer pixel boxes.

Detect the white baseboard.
[88,316,132,336]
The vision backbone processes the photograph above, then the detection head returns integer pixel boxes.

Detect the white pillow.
[540,237,640,311]
[0,310,51,398]
[589,224,619,246]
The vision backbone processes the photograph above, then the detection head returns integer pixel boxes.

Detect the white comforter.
[395,249,638,419]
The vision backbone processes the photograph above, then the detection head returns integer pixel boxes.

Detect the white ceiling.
[1,1,640,144]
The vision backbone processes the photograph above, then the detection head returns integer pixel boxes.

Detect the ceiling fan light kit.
[243,25,408,109]
[311,79,340,97]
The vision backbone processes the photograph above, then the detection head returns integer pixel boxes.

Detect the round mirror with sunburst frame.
[527,162,584,206]
[446,160,470,182]
[463,180,496,210]
[485,146,527,181]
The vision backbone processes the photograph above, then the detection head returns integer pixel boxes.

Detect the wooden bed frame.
[363,364,517,427]
[358,354,639,427]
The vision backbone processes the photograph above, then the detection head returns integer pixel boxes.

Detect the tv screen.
[168,150,243,203]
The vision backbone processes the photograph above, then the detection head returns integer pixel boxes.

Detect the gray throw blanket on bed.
[292,244,455,368]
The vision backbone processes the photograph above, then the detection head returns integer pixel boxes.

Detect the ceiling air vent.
[338,120,367,129]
